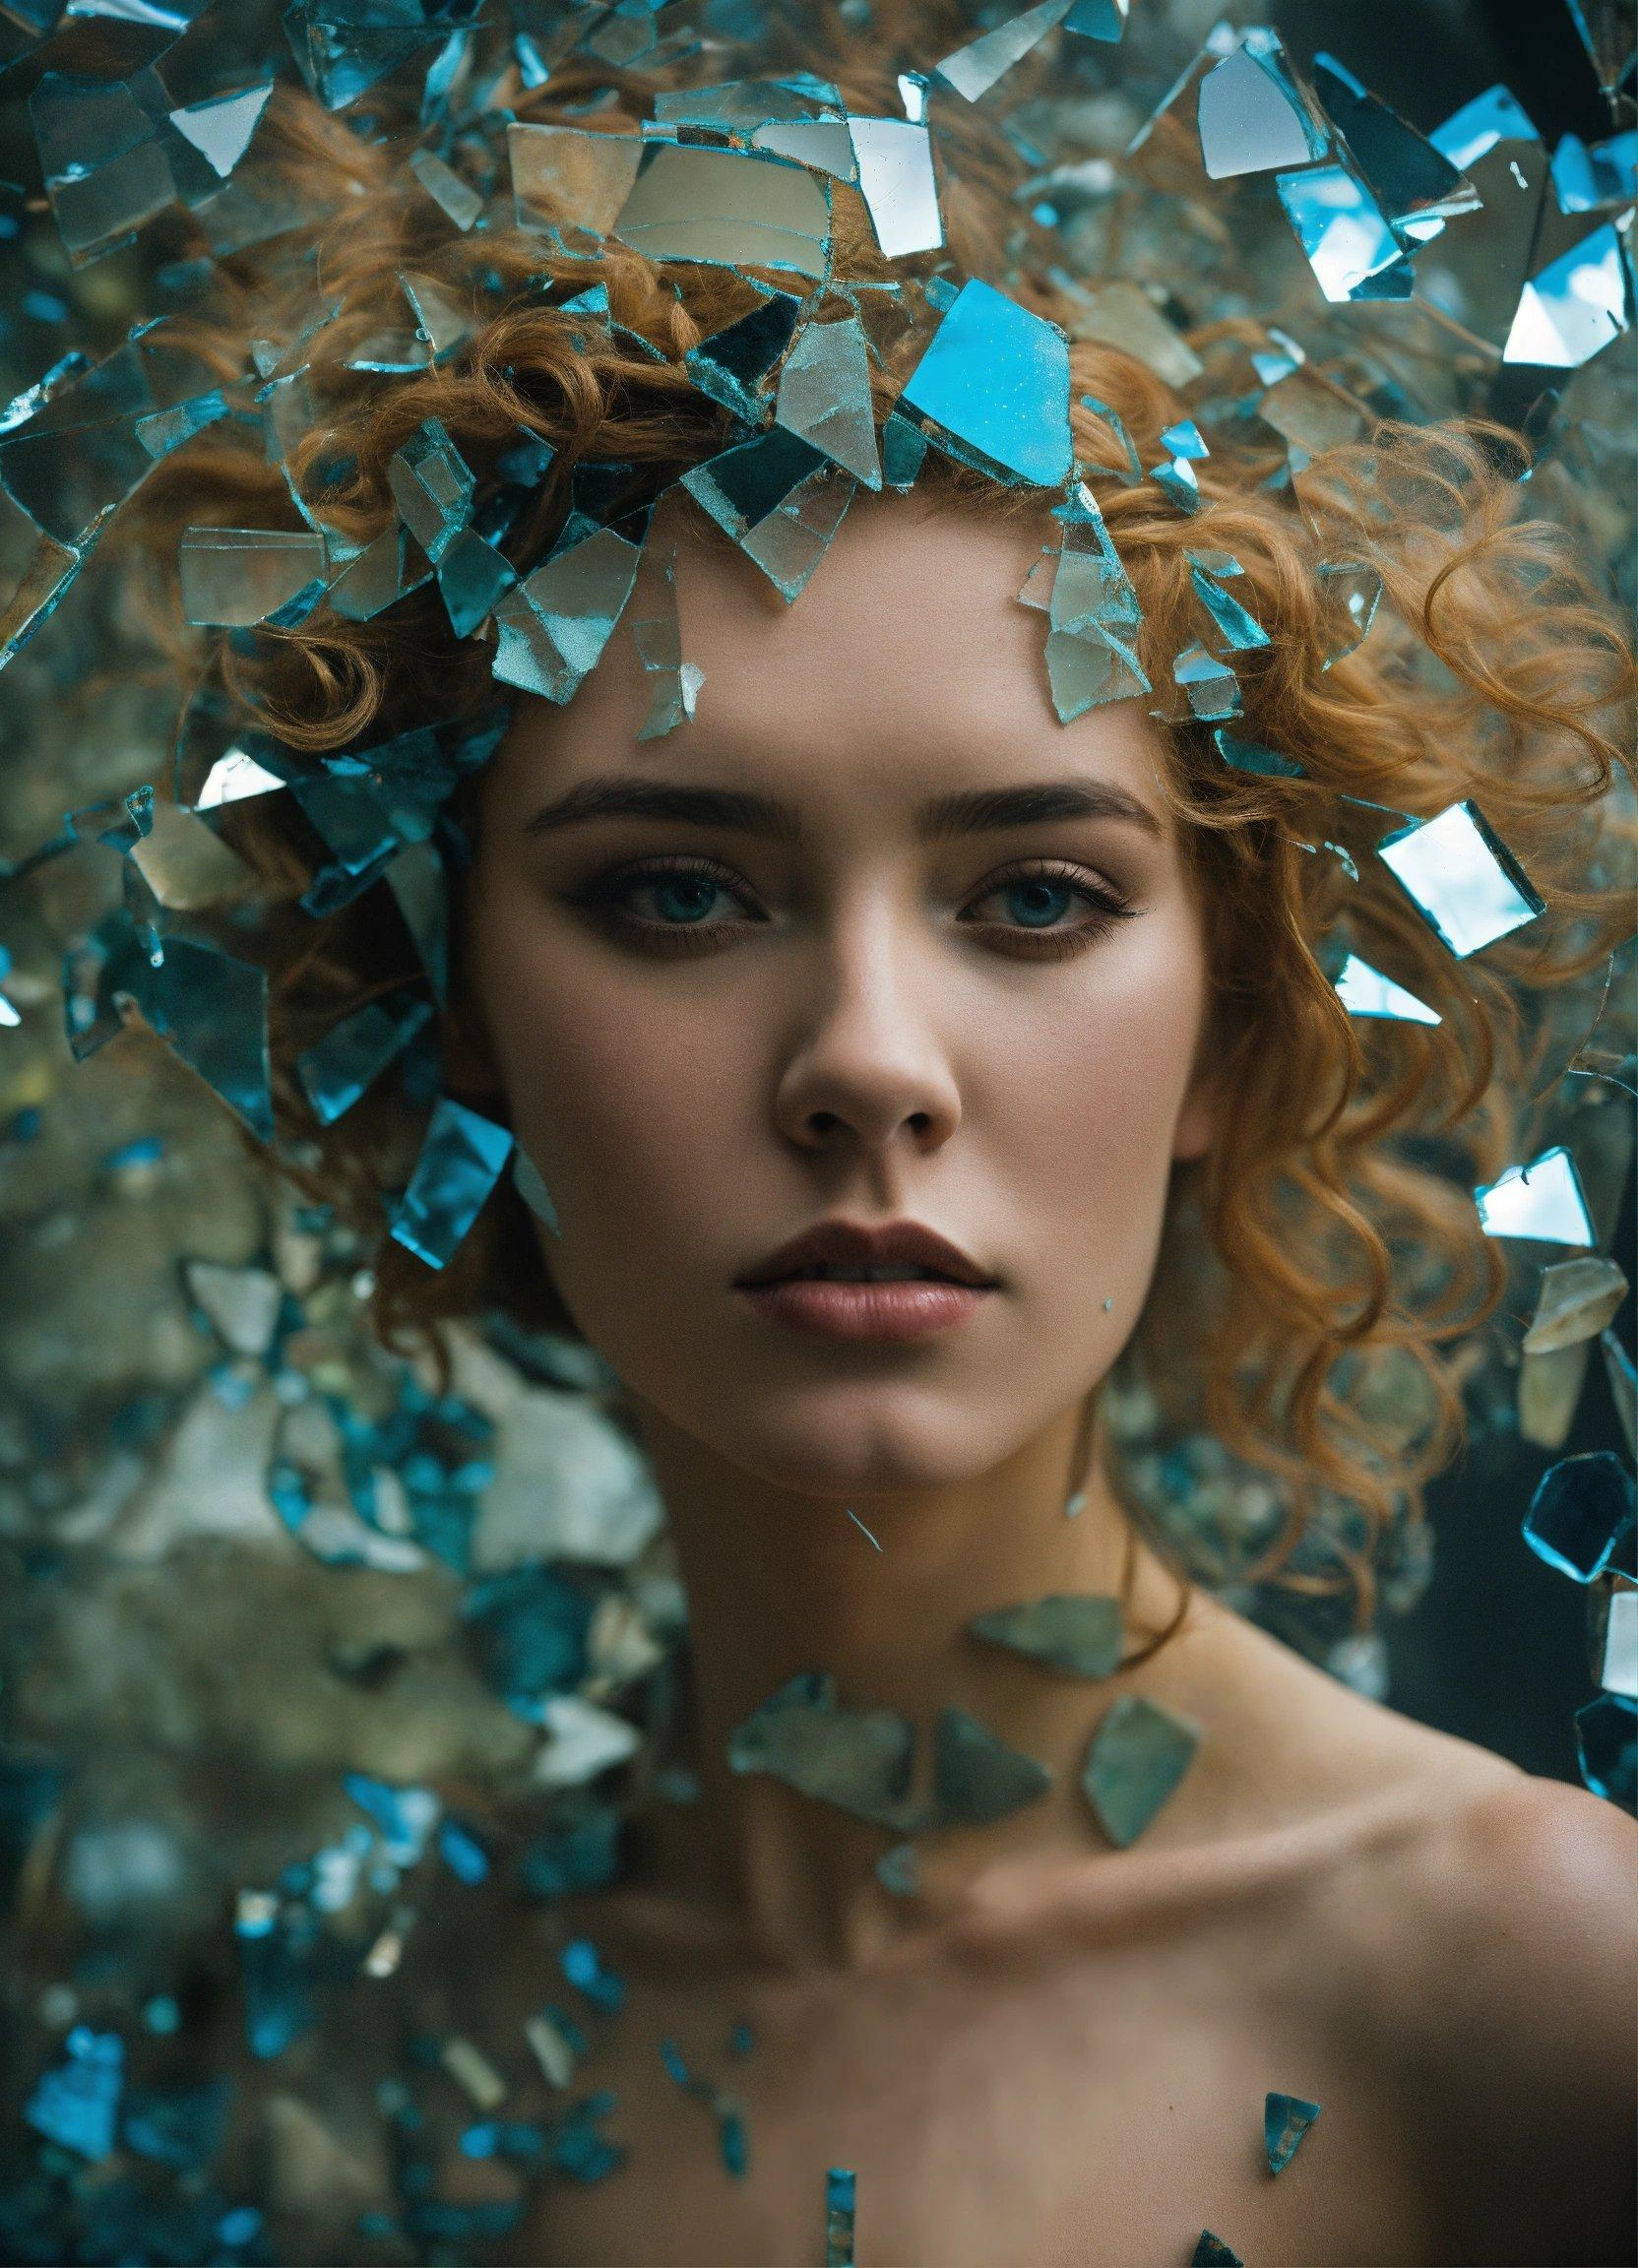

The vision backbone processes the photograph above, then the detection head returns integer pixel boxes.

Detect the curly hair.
[102,4,1636,1633]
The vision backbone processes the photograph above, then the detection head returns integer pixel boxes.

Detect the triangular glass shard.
[1310,53,1477,226]
[685,289,803,422]
[1523,1452,1635,1582]
[900,279,1072,487]
[1213,727,1303,779]
[1276,162,1408,302]
[931,1706,1052,1825]
[1376,802,1544,957]
[513,1149,563,1237]
[1430,85,1539,171]
[1504,222,1631,370]
[1197,34,1329,179]
[167,84,274,179]
[1475,1146,1596,1247]
[1575,1693,1636,1805]
[1522,1258,1628,1354]
[968,1593,1123,1675]
[726,1672,918,1829]
[296,991,432,1125]
[1081,1693,1201,1846]
[934,0,1075,103]
[1563,1,1636,99]
[390,1098,514,1270]
[1172,643,1240,721]
[491,524,645,702]
[1192,2236,1243,2267]
[1190,564,1269,651]
[1334,954,1440,1026]
[1265,2091,1322,2174]
[775,311,882,487]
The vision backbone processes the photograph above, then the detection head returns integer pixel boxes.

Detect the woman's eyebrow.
[522,775,1163,842]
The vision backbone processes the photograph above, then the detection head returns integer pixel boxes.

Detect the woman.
[79,1,1637,2261]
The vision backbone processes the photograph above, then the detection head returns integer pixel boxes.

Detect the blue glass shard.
[1190,564,1269,650]
[296,992,432,1124]
[1310,53,1478,228]
[122,2075,230,2170]
[508,121,644,237]
[1173,643,1240,720]
[1192,2236,1243,2267]
[512,1147,564,1237]
[1066,0,1129,38]
[1576,1693,1637,1805]
[932,1705,1052,1824]
[438,1818,490,1883]
[550,2091,625,2182]
[875,1842,920,1895]
[1377,802,1544,956]
[387,415,473,565]
[25,2028,124,2160]
[178,526,328,626]
[345,1772,440,1861]
[1265,2090,1322,2174]
[1150,455,1202,511]
[847,117,942,258]
[968,1593,1124,1674]
[1161,418,1209,460]
[561,1935,626,2012]
[491,524,645,702]
[682,425,828,538]
[1317,560,1382,664]
[934,0,1075,103]
[1213,726,1303,778]
[1079,392,1143,482]
[825,2168,856,2268]
[409,147,483,229]
[1476,1146,1596,1247]
[685,289,802,422]
[1334,954,1440,1026]
[900,279,1073,487]
[775,311,881,487]
[1430,85,1539,172]
[390,1098,514,1270]
[1082,1693,1201,1844]
[881,410,929,489]
[727,1670,918,1829]
[1198,33,1329,179]
[1505,222,1632,369]
[1523,1452,1635,1582]
[1276,163,1410,302]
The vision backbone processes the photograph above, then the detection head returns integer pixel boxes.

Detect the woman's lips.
[734,1278,994,1343]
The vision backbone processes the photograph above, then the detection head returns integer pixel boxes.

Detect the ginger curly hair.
[106,4,1636,1632]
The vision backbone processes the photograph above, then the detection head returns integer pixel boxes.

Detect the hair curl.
[103,4,1636,1634]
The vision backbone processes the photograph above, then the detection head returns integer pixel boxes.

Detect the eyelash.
[567,854,1136,961]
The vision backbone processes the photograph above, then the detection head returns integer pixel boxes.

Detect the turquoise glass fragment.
[825,2167,856,2268]
[900,278,1073,487]
[968,1593,1124,1675]
[1377,801,1544,957]
[1476,1146,1596,1247]
[1523,1452,1635,1582]
[1264,2089,1321,2174]
[1192,2235,1243,2266]
[932,1704,1052,1824]
[1081,1693,1201,1846]
[389,1098,514,1271]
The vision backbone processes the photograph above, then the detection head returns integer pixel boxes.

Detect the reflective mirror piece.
[1276,163,1414,303]
[934,0,1076,103]
[1476,1146,1597,1248]
[1333,954,1440,1027]
[1591,1579,1638,1698]
[931,1705,1053,1824]
[1575,1692,1637,1806]
[1522,1451,1636,1583]
[1376,801,1545,957]
[1192,2235,1243,2267]
[726,1671,918,1830]
[389,1098,514,1270]
[1264,2090,1322,2174]
[1504,221,1633,370]
[296,992,433,1125]
[775,310,883,487]
[847,116,943,257]
[512,1148,563,1238]
[1081,1693,1201,1845]
[900,278,1074,487]
[613,143,832,278]
[968,1592,1124,1674]
[1213,726,1304,779]
[1197,33,1329,180]
[825,2167,857,2268]
[1522,1257,1629,1354]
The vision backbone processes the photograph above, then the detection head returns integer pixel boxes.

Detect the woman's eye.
[963,863,1136,957]
[570,858,759,951]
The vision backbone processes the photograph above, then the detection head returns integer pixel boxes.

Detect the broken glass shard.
[1504,222,1632,370]
[614,144,830,278]
[492,524,645,702]
[934,0,1075,103]
[932,1706,1052,1825]
[1277,164,1412,303]
[297,992,433,1125]
[968,1593,1123,1674]
[1523,1451,1635,1582]
[1198,33,1329,179]
[1591,1577,1638,1697]
[751,117,857,178]
[826,2167,856,2268]
[1079,393,1143,483]
[1476,1146,1596,1247]
[25,2028,124,2161]
[1066,0,1129,37]
[685,289,802,423]
[727,1671,918,1830]
[1317,561,1383,665]
[901,279,1072,488]
[1574,1692,1636,1806]
[847,117,943,258]
[1334,954,1440,1026]
[1082,1693,1201,1845]
[178,527,328,626]
[1604,1331,1637,1460]
[513,1148,563,1237]
[875,1843,919,1896]
[1377,802,1544,957]
[1562,1,1636,100]
[561,1935,625,2012]
[1192,2236,1243,2267]
[409,148,483,230]
[632,540,704,740]
[390,1098,514,1270]
[1190,564,1269,651]
[1214,727,1303,779]
[775,311,881,487]
[1430,85,1539,172]
[508,122,644,238]
[1523,1258,1629,1354]
[1173,643,1241,721]
[881,411,929,489]
[1310,53,1478,228]
[1265,2091,1321,2174]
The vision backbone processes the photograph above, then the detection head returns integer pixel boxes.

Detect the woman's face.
[466,493,1215,1492]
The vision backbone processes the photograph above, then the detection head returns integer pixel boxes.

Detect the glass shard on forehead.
[491,523,645,701]
[968,1593,1124,1675]
[1522,1257,1629,1355]
[631,538,703,741]
[1081,1693,1201,1846]
[1505,223,1633,369]
[933,0,1076,104]
[1376,801,1544,957]
[1196,32,1329,180]
[1476,1145,1596,1246]
[612,143,831,278]
[1334,954,1440,1026]
[1524,1452,1635,1581]
[931,1705,1052,1825]
[846,115,943,258]
[1264,2092,1322,2174]
[900,278,1072,487]
[389,1098,514,1271]
[683,427,857,601]
[774,310,882,487]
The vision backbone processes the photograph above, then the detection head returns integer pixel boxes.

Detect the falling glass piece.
[881,412,929,490]
[1377,802,1544,958]
[1603,1331,1637,1461]
[492,524,645,701]
[901,279,1072,488]
[1265,2091,1322,2174]
[25,2027,124,2160]
[1079,393,1143,483]
[1197,32,1329,180]
[1476,1146,1596,1248]
[932,1705,1052,1825]
[1523,1452,1635,1582]
[1310,53,1478,229]
[1276,164,1411,303]
[1173,643,1241,721]
[968,1593,1123,1675]
[1066,0,1129,38]
[1190,564,1269,652]
[775,312,882,488]
[875,1842,920,1896]
[727,1671,918,1830]
[178,527,328,626]
[934,0,1074,103]
[1081,1693,1201,1846]
[550,2090,625,2182]
[1504,223,1632,370]
[508,122,644,237]
[561,1936,626,2013]
[847,115,943,259]
[1192,2236,1243,2267]
[1592,1579,1638,1698]
[614,144,831,279]
[1523,1258,1629,1355]
[1150,456,1203,512]
[1574,1693,1636,1807]
[1334,954,1440,1027]
[1519,1339,1593,1452]
[1214,727,1303,779]
[513,1147,563,1237]
[167,82,274,178]
[1562,0,1636,100]
[296,992,433,1125]
[1430,85,1539,172]
[182,1259,282,1357]
[1317,561,1383,666]
[685,290,802,423]
[409,148,483,230]
[825,2167,856,2268]
[390,1098,514,1270]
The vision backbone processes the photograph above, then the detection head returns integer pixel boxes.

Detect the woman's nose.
[770,914,963,1158]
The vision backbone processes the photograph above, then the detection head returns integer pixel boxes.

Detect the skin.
[451,492,1637,2267]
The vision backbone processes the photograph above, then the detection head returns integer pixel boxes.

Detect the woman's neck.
[621,1392,1204,1973]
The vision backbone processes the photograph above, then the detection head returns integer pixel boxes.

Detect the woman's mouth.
[735,1266,994,1343]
